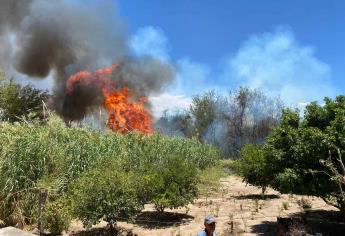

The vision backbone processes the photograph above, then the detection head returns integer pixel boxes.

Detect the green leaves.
[190,90,218,140]
[0,75,49,123]
[146,155,199,212]
[0,115,220,229]
[69,167,143,229]
[249,96,345,214]
[235,144,272,193]
[236,95,345,219]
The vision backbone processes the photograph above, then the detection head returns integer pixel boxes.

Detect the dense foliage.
[144,155,199,212]
[234,144,273,194]
[0,73,49,122]
[236,96,345,218]
[0,116,220,232]
[69,163,144,229]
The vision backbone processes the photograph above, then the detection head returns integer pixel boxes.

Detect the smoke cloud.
[0,0,175,121]
[112,57,175,96]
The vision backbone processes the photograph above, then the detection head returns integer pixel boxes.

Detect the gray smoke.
[112,56,175,97]
[0,0,175,121]
[0,0,31,33]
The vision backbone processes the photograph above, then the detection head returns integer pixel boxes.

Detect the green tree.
[265,97,345,218]
[141,155,199,213]
[0,73,49,122]
[235,144,273,194]
[68,165,144,231]
[190,90,218,141]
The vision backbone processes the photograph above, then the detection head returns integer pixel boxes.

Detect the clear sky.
[114,0,345,114]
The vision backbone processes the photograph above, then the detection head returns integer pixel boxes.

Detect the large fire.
[66,65,153,134]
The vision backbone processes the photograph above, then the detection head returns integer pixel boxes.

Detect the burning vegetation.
[66,64,153,134]
[0,0,175,134]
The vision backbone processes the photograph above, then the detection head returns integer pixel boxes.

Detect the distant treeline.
[155,87,283,158]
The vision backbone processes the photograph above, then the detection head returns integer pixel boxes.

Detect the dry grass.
[65,175,338,236]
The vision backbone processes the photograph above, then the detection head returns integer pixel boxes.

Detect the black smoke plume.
[0,0,175,121]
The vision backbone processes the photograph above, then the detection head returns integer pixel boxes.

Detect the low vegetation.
[0,115,220,233]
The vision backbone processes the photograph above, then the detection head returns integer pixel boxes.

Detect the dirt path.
[67,175,338,236]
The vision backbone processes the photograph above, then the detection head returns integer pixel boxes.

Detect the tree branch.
[336,148,345,177]
[321,196,340,210]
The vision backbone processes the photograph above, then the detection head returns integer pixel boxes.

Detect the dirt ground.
[66,175,341,236]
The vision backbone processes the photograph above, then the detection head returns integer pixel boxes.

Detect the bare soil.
[65,175,342,236]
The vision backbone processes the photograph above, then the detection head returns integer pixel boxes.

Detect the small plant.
[185,206,191,215]
[254,199,260,212]
[288,220,308,236]
[221,187,228,201]
[228,213,234,233]
[297,197,312,210]
[214,203,220,217]
[43,200,72,234]
[251,211,255,220]
[170,226,178,236]
[282,201,289,210]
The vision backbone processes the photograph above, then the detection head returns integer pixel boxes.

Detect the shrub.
[282,201,289,210]
[234,144,272,193]
[68,164,144,229]
[141,155,199,213]
[297,198,312,210]
[0,75,49,123]
[43,200,71,234]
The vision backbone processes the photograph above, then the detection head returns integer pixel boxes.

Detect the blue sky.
[115,0,345,115]
[24,0,343,116]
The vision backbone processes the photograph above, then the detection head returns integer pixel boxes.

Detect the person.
[197,215,217,236]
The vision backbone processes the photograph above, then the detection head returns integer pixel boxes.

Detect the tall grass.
[0,115,220,228]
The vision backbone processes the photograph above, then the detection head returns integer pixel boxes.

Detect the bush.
[282,201,289,210]
[43,199,71,234]
[234,144,273,193]
[0,75,49,123]
[68,164,144,229]
[297,198,312,210]
[141,155,199,213]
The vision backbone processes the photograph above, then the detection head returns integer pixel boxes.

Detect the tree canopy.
[236,96,345,218]
[0,73,49,122]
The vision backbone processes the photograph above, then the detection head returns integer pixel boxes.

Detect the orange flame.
[66,65,153,134]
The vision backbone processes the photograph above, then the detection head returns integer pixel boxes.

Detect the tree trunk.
[109,221,118,236]
[261,186,267,196]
